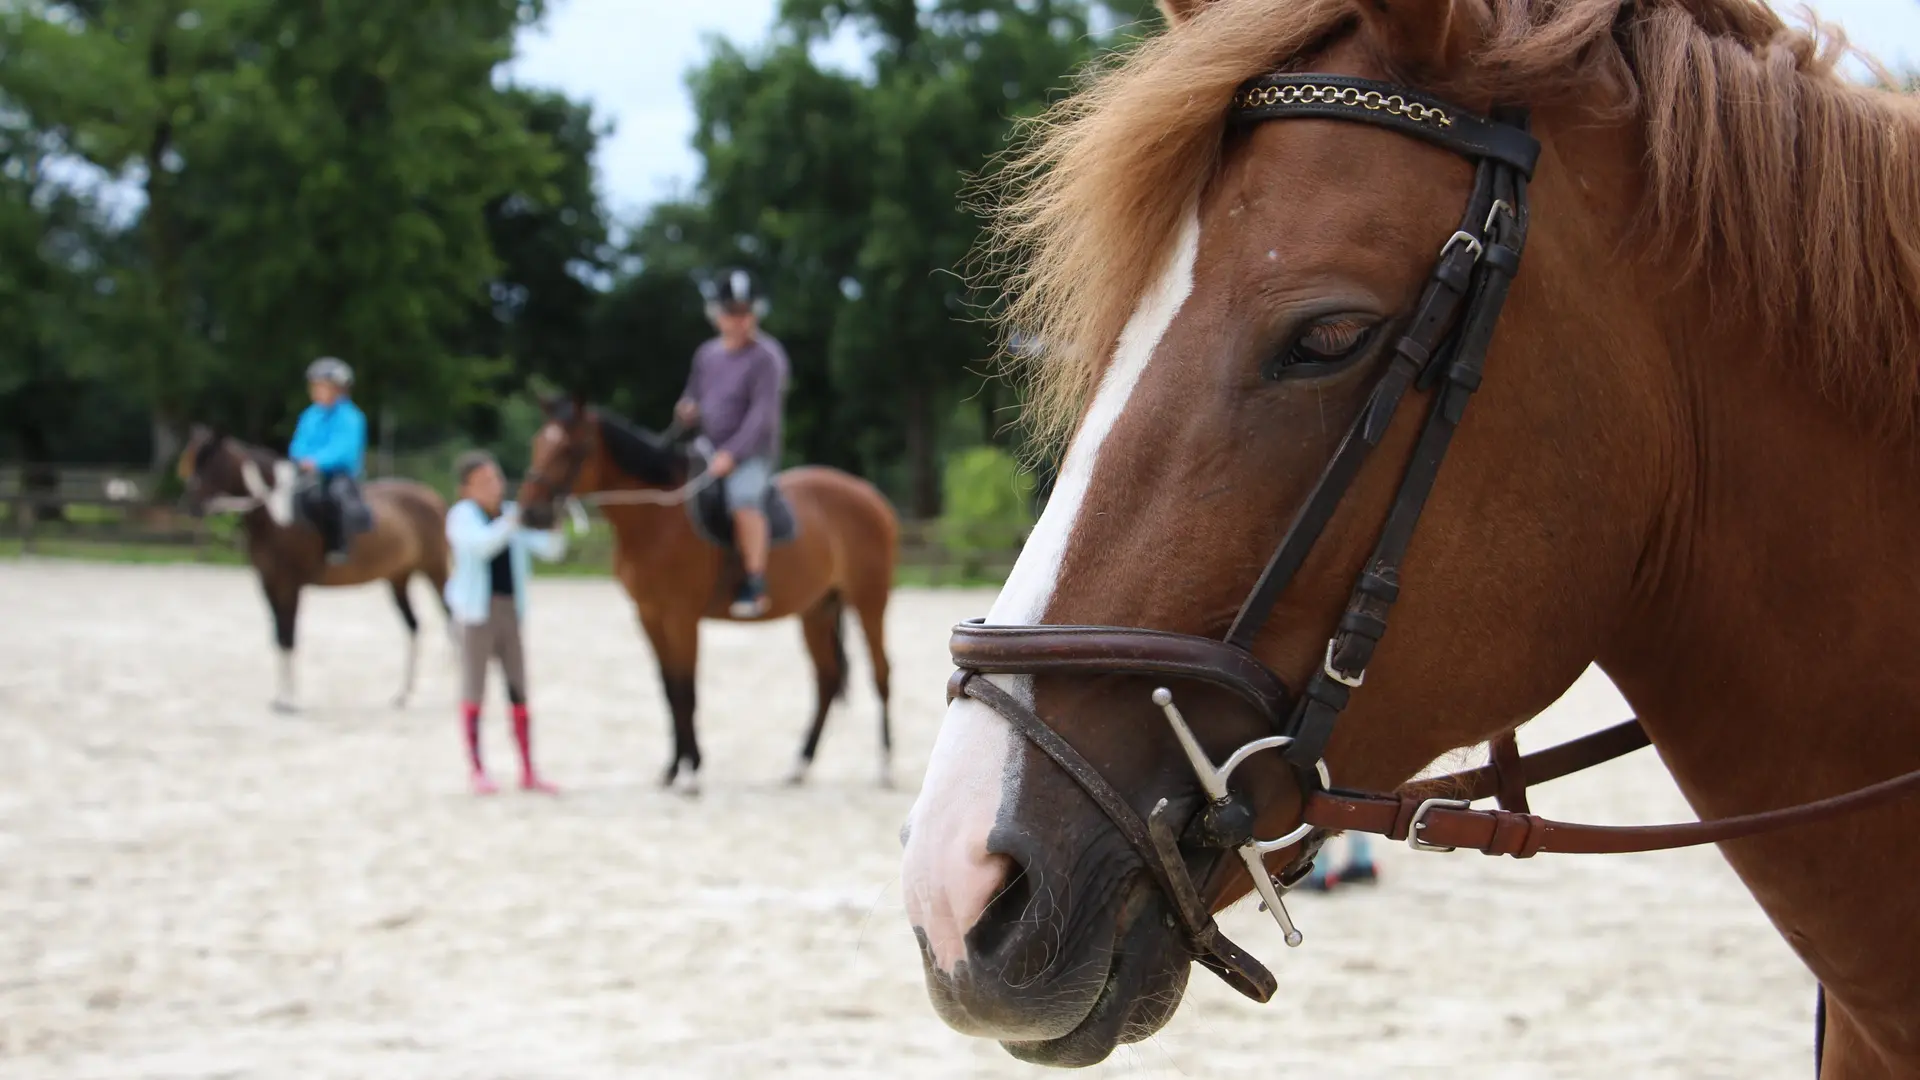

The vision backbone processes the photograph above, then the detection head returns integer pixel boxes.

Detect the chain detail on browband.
[1231,74,1542,177]
[1234,82,1455,128]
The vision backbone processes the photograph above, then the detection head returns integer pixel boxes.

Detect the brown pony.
[516,400,899,792]
[178,426,451,711]
[900,0,1920,1073]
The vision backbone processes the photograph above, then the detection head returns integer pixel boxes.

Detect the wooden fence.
[0,462,220,555]
[2,462,1025,583]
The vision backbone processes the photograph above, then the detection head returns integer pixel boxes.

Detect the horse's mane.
[985,0,1920,449]
[593,410,683,486]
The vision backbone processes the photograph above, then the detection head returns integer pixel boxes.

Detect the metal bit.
[1152,687,1307,948]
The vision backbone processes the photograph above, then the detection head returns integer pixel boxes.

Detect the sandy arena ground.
[0,560,1817,1079]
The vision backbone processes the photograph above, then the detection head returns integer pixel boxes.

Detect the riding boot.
[512,703,556,793]
[463,702,495,794]
[729,573,770,619]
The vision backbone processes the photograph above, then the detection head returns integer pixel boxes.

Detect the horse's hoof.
[876,772,895,791]
[391,695,410,710]
[270,699,299,715]
[783,762,809,787]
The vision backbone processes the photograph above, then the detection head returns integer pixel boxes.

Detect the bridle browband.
[946,73,1920,1003]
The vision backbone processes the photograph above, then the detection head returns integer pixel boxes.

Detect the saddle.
[688,475,798,550]
[294,473,374,550]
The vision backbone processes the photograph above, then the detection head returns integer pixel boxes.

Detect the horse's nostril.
[967,852,1037,961]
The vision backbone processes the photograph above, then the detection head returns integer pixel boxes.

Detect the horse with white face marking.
[901,0,1920,1071]
[178,426,452,712]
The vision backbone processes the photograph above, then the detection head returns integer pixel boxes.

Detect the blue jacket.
[289,399,368,478]
[444,499,566,625]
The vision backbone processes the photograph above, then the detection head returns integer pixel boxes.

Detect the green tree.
[620,0,1133,515]
[0,0,577,464]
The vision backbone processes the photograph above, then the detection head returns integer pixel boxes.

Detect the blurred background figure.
[1303,833,1378,893]
[677,269,789,617]
[288,357,369,563]
[445,450,566,795]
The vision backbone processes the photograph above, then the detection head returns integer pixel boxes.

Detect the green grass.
[0,534,1010,588]
[0,536,246,566]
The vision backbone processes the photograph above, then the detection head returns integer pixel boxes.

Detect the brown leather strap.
[1307,758,1920,856]
[1401,721,1652,805]
[1489,733,1530,812]
[952,620,1292,723]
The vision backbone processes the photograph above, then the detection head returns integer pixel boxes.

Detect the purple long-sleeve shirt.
[682,334,788,460]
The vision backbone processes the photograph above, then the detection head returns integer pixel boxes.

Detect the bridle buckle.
[1408,797,1472,852]
[1322,639,1365,688]
[1441,230,1484,262]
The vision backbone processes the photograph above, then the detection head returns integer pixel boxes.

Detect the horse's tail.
[827,589,849,702]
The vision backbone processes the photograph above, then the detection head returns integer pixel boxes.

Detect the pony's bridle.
[947,73,1920,1003]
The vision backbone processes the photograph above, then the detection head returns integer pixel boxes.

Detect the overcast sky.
[507,0,1920,218]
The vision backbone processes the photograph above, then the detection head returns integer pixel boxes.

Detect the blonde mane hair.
[982,0,1920,449]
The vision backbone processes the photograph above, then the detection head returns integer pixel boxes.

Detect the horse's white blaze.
[902,212,1201,973]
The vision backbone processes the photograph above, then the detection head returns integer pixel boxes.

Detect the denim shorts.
[721,455,774,512]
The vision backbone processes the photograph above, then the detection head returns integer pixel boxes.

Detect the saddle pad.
[689,474,798,550]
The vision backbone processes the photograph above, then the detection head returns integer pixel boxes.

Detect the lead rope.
[575,438,719,508]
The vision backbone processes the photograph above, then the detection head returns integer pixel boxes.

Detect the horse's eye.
[1264,317,1379,380]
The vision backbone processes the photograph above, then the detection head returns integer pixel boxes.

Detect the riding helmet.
[306,356,354,388]
[704,268,768,317]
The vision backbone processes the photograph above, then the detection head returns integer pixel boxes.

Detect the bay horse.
[516,399,899,792]
[178,426,451,711]
[900,0,1920,1073]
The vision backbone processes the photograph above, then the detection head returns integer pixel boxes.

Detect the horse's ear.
[1358,0,1469,77]
[1155,0,1215,26]
[570,393,589,423]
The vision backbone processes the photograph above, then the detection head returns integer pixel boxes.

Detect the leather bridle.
[946,74,1920,1003]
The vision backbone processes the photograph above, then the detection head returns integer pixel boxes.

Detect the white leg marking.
[901,211,1202,973]
[394,636,418,708]
[273,649,298,713]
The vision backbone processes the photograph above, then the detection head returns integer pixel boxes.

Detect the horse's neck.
[1599,309,1920,1024]
[590,466,701,572]
[1604,311,1920,806]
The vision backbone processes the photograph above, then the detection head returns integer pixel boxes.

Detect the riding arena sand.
[1,560,1815,1078]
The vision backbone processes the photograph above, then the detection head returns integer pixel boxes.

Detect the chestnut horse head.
[517,396,684,529]
[902,0,1920,1068]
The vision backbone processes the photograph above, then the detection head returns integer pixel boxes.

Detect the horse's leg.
[640,611,701,795]
[786,591,848,786]
[388,575,420,708]
[263,577,301,713]
[851,588,894,789]
[424,551,456,651]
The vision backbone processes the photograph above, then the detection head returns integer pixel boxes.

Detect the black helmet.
[705,268,767,316]
[305,356,354,388]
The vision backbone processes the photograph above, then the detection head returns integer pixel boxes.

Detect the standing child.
[445,451,566,795]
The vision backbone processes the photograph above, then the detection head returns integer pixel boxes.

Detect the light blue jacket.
[444,499,566,625]
[288,399,368,477]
